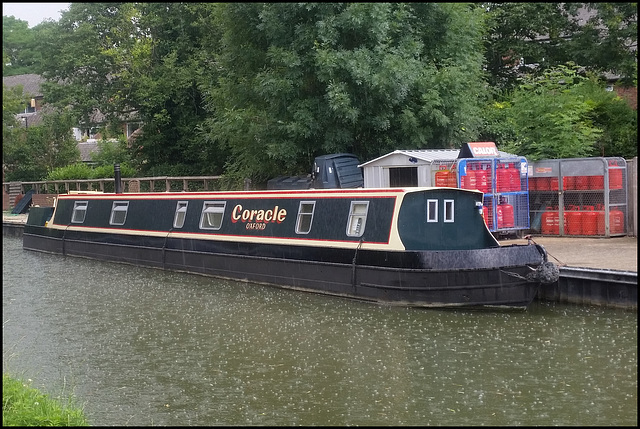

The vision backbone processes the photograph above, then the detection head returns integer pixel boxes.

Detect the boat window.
[200,201,226,230]
[173,201,188,229]
[295,201,316,234]
[346,201,369,237]
[427,199,438,223]
[109,201,129,225]
[444,199,454,223]
[71,201,88,223]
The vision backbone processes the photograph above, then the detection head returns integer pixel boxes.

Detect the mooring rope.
[500,269,529,281]
[162,228,173,270]
[524,234,566,267]
[351,238,364,288]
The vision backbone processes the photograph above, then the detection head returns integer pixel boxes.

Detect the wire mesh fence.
[529,157,627,237]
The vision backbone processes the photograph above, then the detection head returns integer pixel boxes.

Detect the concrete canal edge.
[3,220,637,310]
[3,221,25,238]
[539,267,637,310]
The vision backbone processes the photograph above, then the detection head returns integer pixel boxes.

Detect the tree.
[8,2,633,183]
[2,81,24,129]
[3,61,28,177]
[37,2,222,176]
[571,78,637,158]
[3,16,37,76]
[565,3,637,86]
[483,3,637,91]
[125,2,224,176]
[2,109,80,181]
[479,64,638,160]
[483,3,575,91]
[202,3,489,183]
[38,3,146,134]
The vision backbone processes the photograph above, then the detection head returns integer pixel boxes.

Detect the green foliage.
[480,64,637,161]
[570,78,638,158]
[3,110,80,182]
[38,3,221,177]
[46,162,136,181]
[204,3,488,183]
[38,3,142,127]
[2,83,24,130]
[3,16,38,76]
[483,3,576,91]
[483,3,637,91]
[89,138,132,166]
[90,163,136,179]
[4,2,636,183]
[564,3,638,87]
[2,373,89,426]
[45,162,93,180]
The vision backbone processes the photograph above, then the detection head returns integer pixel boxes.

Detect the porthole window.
[71,201,88,223]
[444,199,454,223]
[346,201,369,237]
[173,201,188,229]
[295,201,316,234]
[200,201,226,230]
[427,199,438,223]
[109,201,129,225]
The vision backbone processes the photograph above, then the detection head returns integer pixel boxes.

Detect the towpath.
[500,235,637,272]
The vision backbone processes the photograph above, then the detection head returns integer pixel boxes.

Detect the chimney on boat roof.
[114,164,122,194]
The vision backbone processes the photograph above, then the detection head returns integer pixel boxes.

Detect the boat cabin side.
[30,188,498,251]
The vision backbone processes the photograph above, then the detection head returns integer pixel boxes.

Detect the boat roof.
[56,186,482,199]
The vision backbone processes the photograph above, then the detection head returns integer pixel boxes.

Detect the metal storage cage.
[455,157,530,234]
[528,157,627,237]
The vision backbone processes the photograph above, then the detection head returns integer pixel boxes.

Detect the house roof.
[3,74,45,97]
[77,141,101,162]
[15,112,42,128]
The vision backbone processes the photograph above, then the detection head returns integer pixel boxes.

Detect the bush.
[88,163,136,179]
[46,163,94,181]
[46,163,137,181]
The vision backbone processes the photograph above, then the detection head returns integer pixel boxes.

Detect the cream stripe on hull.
[45,224,407,251]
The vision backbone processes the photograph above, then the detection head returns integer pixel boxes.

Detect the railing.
[3,175,250,196]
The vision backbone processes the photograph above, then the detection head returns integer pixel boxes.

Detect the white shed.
[359,148,516,188]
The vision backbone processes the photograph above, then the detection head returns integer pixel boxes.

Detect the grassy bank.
[2,373,89,426]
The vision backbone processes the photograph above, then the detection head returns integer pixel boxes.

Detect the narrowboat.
[23,187,558,309]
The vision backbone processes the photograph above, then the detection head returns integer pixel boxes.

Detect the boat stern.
[26,206,55,227]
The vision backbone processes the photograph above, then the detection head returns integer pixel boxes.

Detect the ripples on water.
[3,236,637,426]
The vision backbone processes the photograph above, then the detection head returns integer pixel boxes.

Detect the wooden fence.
[4,175,230,194]
[3,175,253,210]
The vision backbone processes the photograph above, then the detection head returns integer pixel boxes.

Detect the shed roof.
[359,148,518,167]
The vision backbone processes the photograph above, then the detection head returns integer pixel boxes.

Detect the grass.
[2,373,89,426]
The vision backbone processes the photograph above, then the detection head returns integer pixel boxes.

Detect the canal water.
[3,236,637,426]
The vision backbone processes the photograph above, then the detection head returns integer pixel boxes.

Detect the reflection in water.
[3,236,637,426]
